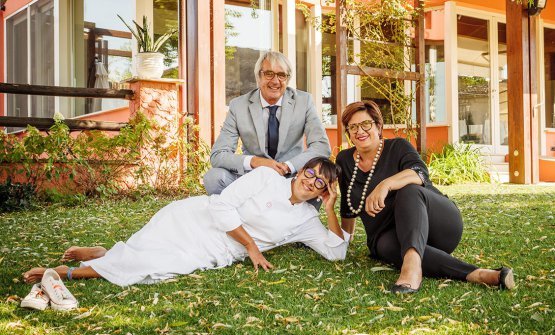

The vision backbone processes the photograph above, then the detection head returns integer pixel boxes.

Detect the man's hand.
[246,243,274,272]
[251,157,289,175]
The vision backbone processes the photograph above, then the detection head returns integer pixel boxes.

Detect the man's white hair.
[254,51,293,86]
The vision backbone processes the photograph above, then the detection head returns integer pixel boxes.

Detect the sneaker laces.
[46,279,69,300]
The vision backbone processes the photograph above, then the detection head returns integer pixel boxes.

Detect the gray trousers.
[203,168,241,195]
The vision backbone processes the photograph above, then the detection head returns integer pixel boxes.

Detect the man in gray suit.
[204,51,331,194]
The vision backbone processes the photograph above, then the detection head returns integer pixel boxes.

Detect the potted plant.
[118,15,177,79]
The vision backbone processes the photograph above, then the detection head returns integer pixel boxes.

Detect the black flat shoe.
[497,267,515,290]
[390,283,419,294]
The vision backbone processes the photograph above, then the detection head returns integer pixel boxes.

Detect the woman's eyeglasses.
[303,168,327,190]
[260,70,289,82]
[346,120,375,134]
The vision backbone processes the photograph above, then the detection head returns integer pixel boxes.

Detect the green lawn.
[0,184,554,334]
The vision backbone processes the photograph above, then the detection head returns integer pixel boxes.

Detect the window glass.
[6,9,29,121]
[224,0,273,104]
[30,0,55,118]
[545,27,555,129]
[295,9,308,91]
[321,13,335,125]
[424,9,446,124]
[498,22,508,145]
[154,0,179,78]
[73,0,135,114]
[6,0,54,131]
[457,15,491,145]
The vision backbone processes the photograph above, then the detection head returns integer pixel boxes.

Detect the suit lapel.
[277,89,294,157]
[248,90,266,154]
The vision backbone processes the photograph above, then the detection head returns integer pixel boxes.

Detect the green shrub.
[427,143,491,185]
[0,113,209,199]
[0,178,36,212]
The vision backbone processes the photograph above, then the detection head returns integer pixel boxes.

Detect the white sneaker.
[41,269,78,311]
[20,284,49,310]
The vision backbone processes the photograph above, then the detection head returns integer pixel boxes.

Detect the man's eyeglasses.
[260,70,289,82]
[346,120,375,134]
[303,168,327,190]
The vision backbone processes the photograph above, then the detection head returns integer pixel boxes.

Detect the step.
[487,162,509,173]
[489,171,510,183]
[481,153,507,164]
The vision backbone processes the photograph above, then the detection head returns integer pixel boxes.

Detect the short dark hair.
[301,157,341,186]
[341,101,384,138]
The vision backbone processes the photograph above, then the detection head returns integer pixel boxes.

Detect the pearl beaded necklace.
[346,139,383,215]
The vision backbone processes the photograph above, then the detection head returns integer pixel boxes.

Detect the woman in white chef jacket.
[24,157,350,287]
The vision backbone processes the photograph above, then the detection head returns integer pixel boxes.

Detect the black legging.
[374,184,478,281]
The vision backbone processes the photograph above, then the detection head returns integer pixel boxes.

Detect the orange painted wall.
[426,0,505,13]
[3,0,34,16]
[539,158,555,181]
[426,0,555,21]
[543,0,555,24]
[325,125,450,157]
[74,107,131,123]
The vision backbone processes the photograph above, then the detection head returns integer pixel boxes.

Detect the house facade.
[1,0,554,181]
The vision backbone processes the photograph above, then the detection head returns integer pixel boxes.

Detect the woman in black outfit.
[336,101,514,294]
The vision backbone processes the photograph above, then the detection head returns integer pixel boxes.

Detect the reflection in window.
[6,9,30,120]
[154,0,179,78]
[225,0,273,104]
[498,23,508,145]
[457,16,491,145]
[6,0,54,132]
[73,0,135,114]
[295,9,309,92]
[425,9,446,124]
[321,14,335,125]
[545,27,555,129]
[30,0,55,118]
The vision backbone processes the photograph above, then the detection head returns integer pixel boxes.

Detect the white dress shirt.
[242,93,295,174]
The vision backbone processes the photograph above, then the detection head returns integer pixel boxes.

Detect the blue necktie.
[267,105,279,159]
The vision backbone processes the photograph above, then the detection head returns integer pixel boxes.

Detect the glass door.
[457,15,491,146]
[456,14,507,154]
[497,22,509,152]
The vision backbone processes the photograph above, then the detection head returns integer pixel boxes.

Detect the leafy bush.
[0,178,36,212]
[427,143,491,185]
[0,113,209,199]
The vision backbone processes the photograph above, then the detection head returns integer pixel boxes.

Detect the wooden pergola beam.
[506,0,540,184]
[415,0,426,153]
[346,65,421,81]
[0,83,134,100]
[0,116,127,131]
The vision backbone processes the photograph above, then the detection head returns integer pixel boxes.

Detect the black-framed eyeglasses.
[346,120,375,134]
[303,168,328,190]
[260,70,289,82]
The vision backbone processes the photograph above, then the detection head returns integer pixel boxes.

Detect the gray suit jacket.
[210,88,331,175]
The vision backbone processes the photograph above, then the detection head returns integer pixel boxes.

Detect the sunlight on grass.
[1,185,553,334]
